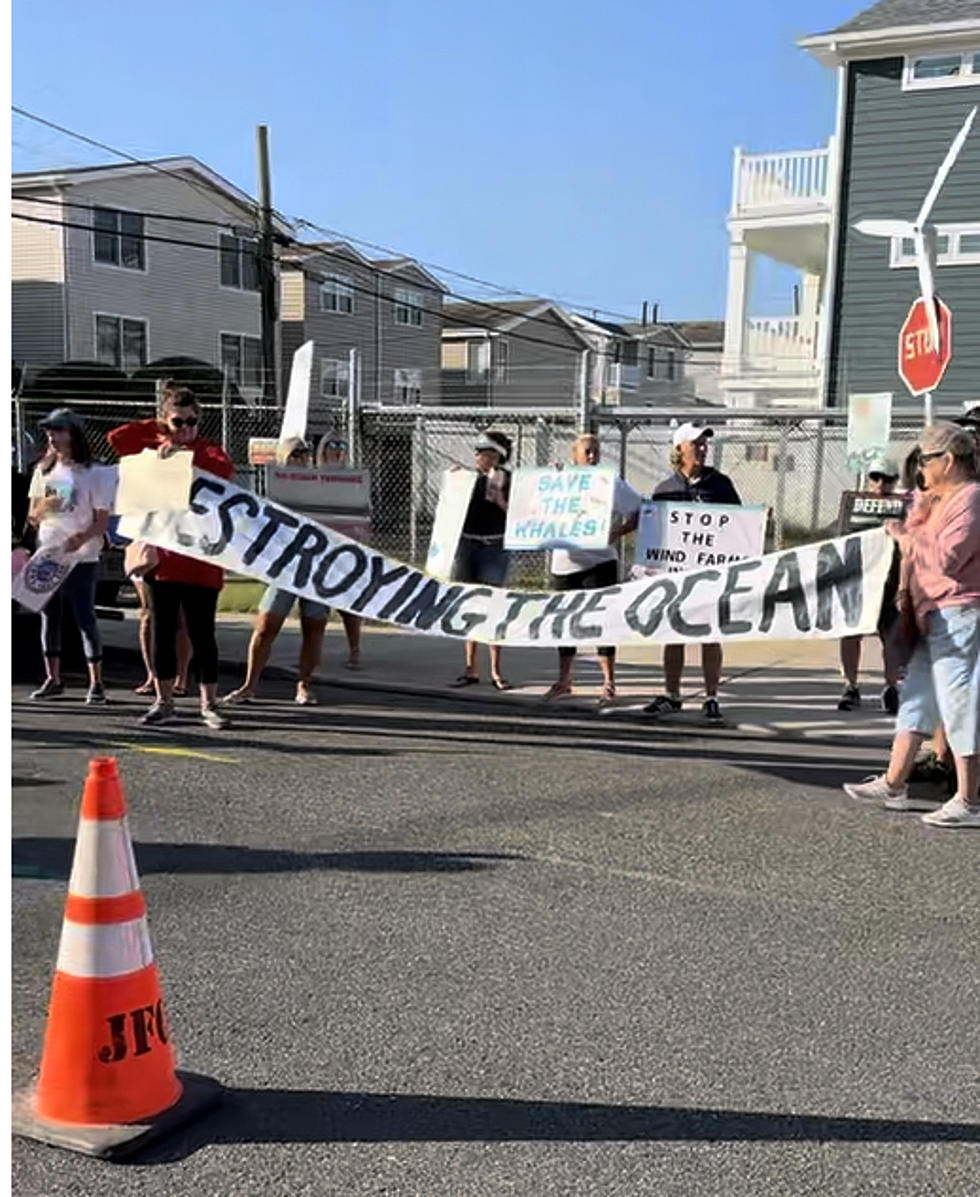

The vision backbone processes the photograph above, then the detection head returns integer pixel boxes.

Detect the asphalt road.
[11,650,980,1196]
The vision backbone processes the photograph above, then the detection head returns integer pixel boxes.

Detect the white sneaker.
[921,796,980,828]
[843,774,910,810]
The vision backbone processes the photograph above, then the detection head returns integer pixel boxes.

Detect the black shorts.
[549,558,619,592]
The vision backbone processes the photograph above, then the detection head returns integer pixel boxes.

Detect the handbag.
[124,540,159,579]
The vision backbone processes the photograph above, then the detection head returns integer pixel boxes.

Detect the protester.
[836,455,903,714]
[449,430,513,690]
[315,431,362,669]
[108,384,234,729]
[544,433,641,705]
[26,409,115,704]
[642,422,740,724]
[224,436,340,707]
[844,422,980,827]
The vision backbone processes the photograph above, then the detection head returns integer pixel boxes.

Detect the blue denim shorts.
[258,585,329,621]
[896,602,980,758]
[450,539,510,587]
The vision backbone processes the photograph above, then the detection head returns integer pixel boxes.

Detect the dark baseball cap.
[39,407,84,431]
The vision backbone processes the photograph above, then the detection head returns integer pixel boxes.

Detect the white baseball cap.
[865,453,899,479]
[671,421,714,448]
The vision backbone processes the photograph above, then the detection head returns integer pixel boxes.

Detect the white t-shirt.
[29,461,117,563]
[550,476,643,576]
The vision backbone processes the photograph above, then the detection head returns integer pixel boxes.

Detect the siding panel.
[831,58,980,409]
[11,195,66,364]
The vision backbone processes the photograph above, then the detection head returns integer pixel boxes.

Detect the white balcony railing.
[724,316,822,384]
[606,362,640,392]
[732,144,832,218]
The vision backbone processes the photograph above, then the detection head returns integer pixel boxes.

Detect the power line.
[12,105,658,329]
[12,191,247,230]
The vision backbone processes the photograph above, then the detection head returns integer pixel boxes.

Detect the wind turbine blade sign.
[853,218,914,238]
[914,229,940,352]
[916,105,978,227]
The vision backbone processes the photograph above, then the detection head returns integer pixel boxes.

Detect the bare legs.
[664,643,721,698]
[460,642,507,686]
[296,617,327,702]
[341,612,362,669]
[225,611,286,701]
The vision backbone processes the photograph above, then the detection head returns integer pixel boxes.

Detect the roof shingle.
[817,0,980,37]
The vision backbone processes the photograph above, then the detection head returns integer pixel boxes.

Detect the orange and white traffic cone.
[12,756,220,1159]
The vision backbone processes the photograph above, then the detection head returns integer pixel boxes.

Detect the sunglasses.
[169,416,198,429]
[324,440,347,450]
[918,450,945,464]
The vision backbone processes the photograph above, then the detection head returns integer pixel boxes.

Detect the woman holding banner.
[844,422,980,827]
[108,385,235,729]
[545,433,641,705]
[449,431,513,690]
[222,436,359,708]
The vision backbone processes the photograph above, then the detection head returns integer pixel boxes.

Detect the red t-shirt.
[108,419,235,589]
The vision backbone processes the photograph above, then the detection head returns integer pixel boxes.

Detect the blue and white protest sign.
[504,466,616,552]
[427,469,477,581]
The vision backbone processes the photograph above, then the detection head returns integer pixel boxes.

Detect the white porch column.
[722,231,752,373]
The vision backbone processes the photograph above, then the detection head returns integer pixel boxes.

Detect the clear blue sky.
[12,0,861,321]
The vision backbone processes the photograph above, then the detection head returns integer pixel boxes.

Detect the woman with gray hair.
[844,422,980,827]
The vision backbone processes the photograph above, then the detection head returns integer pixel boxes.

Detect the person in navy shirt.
[644,422,741,724]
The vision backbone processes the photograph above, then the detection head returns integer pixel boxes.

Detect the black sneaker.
[30,679,64,700]
[86,683,107,706]
[881,685,899,716]
[702,698,724,724]
[139,700,177,726]
[837,685,861,711]
[909,751,956,795]
[642,694,683,716]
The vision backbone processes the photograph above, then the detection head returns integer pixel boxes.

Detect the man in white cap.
[643,422,740,723]
[836,454,903,713]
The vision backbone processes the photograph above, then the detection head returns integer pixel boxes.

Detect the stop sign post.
[898,296,952,407]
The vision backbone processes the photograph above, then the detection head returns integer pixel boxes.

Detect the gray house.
[11,158,291,400]
[801,0,980,408]
[280,241,445,427]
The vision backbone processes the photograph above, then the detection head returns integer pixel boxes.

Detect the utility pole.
[256,125,278,404]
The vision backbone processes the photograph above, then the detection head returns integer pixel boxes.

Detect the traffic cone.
[12,757,221,1159]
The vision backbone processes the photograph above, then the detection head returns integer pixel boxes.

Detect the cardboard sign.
[248,438,279,466]
[427,469,477,581]
[504,466,616,551]
[836,491,908,535]
[264,465,372,544]
[115,449,193,517]
[279,340,315,444]
[634,502,767,575]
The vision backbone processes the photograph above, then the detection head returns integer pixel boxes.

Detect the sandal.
[220,689,255,706]
[597,682,617,706]
[491,678,513,692]
[132,681,155,696]
[173,685,188,698]
[543,682,573,701]
[295,690,319,706]
[449,674,480,688]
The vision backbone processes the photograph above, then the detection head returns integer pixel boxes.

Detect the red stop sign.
[898,297,953,395]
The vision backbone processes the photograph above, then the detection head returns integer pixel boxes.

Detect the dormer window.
[903,49,980,91]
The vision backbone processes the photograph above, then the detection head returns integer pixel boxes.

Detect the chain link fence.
[12,383,934,590]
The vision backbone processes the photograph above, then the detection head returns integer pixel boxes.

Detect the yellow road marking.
[105,741,239,764]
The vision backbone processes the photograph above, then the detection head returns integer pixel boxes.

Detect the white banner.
[505,466,616,551]
[427,469,477,582]
[634,502,768,575]
[118,470,893,647]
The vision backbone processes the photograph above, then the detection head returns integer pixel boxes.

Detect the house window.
[466,340,489,383]
[320,274,354,314]
[773,454,796,473]
[745,443,769,463]
[891,224,980,267]
[219,234,260,291]
[220,333,264,390]
[92,208,145,270]
[491,338,510,383]
[95,315,147,371]
[393,367,422,404]
[394,287,423,326]
[319,357,350,399]
[647,348,677,381]
[903,49,980,90]
[620,340,638,368]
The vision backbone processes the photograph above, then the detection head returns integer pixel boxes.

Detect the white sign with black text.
[634,502,768,576]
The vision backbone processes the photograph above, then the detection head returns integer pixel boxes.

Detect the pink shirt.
[907,481,980,625]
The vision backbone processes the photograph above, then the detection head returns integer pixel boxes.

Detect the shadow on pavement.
[130,1087,980,1164]
[12,839,523,881]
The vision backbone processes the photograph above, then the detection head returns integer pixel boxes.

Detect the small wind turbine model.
[854,104,977,370]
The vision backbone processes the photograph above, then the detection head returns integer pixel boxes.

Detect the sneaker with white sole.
[642,694,682,717]
[139,700,177,726]
[85,683,107,705]
[30,678,64,701]
[921,796,980,828]
[201,705,229,730]
[843,774,910,809]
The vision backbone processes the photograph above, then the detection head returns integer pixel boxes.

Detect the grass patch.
[218,579,266,614]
